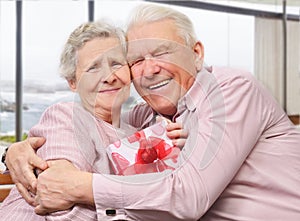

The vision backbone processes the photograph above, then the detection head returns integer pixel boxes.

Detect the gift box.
[106,120,180,175]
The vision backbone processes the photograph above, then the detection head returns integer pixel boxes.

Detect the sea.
[0,80,143,136]
[0,90,74,136]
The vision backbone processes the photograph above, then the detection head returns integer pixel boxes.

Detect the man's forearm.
[72,171,95,206]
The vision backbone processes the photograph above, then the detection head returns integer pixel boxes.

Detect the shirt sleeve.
[91,69,271,221]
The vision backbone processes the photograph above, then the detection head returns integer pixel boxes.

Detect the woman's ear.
[193,41,204,71]
[68,78,77,92]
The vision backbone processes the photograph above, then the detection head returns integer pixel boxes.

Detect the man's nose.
[142,57,160,78]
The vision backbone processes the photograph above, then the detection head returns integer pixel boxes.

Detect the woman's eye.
[87,66,100,73]
[111,62,123,69]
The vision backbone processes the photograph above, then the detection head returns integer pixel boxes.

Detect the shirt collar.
[139,109,158,129]
[178,66,212,113]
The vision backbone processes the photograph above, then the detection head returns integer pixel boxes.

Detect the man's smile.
[147,79,171,90]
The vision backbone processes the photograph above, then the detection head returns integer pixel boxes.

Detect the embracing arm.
[5,137,47,205]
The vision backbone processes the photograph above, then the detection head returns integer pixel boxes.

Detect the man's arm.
[35,160,94,215]
[5,137,48,205]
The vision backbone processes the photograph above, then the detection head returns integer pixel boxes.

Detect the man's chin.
[145,95,177,116]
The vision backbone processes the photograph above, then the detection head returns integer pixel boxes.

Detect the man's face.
[127,19,202,117]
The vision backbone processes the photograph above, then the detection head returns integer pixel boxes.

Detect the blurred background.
[0,0,299,142]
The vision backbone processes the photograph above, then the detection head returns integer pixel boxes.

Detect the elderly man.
[3,4,300,221]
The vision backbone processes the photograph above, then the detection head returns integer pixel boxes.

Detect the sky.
[0,0,298,85]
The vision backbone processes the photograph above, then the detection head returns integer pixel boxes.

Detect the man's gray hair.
[60,20,126,80]
[127,4,198,47]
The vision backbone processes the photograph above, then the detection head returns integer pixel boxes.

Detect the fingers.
[6,137,48,194]
[27,137,48,170]
[172,138,186,149]
[23,167,39,193]
[155,117,188,149]
[165,122,188,150]
[166,122,182,131]
[30,155,48,171]
[15,183,36,206]
[46,160,57,167]
[7,157,36,191]
[166,129,188,139]
[13,155,45,193]
[166,123,188,139]
[34,205,49,215]
[21,138,48,181]
[27,137,46,150]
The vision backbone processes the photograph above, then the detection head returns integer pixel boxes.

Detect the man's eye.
[129,58,144,67]
[153,51,169,58]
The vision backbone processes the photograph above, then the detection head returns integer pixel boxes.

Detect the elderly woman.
[0,20,130,221]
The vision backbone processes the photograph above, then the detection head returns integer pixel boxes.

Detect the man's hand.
[34,160,94,215]
[156,116,188,149]
[166,122,188,149]
[6,137,47,205]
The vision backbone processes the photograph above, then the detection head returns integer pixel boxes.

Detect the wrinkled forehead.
[78,42,127,69]
[97,41,126,57]
[77,37,125,61]
[127,38,184,57]
[99,43,126,59]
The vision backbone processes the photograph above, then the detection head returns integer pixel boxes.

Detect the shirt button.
[106,209,117,216]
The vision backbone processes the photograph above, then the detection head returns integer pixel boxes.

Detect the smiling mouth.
[148,79,171,90]
[99,88,120,93]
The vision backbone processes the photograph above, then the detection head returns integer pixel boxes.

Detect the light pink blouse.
[0,102,121,220]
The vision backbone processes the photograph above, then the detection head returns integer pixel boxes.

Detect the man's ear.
[194,41,204,58]
[67,78,77,92]
[193,41,204,71]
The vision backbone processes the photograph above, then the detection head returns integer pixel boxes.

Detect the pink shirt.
[0,102,122,220]
[92,67,300,221]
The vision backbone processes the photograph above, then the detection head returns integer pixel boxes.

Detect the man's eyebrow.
[151,43,171,54]
[126,50,142,62]
[127,40,172,56]
[126,53,140,61]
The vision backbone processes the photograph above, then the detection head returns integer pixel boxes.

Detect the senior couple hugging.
[1,3,300,221]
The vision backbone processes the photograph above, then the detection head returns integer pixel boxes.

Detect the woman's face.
[68,37,131,122]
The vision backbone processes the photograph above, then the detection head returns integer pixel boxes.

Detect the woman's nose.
[99,64,116,84]
[103,72,117,84]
